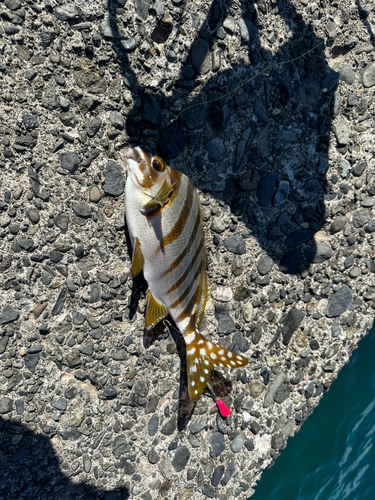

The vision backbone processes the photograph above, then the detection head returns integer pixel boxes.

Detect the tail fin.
[186,332,248,401]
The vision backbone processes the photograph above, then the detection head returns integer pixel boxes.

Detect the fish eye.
[152,158,165,172]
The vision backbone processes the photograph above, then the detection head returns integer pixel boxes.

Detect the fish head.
[126,146,170,195]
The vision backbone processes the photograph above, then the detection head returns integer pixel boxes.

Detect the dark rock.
[273,382,291,403]
[0,305,19,324]
[285,229,314,248]
[305,244,333,264]
[171,447,190,472]
[103,386,117,399]
[362,63,375,88]
[160,416,176,436]
[202,484,215,498]
[352,161,366,176]
[222,236,246,255]
[74,58,107,94]
[257,173,278,206]
[72,201,91,218]
[23,114,39,130]
[0,336,9,354]
[208,431,225,457]
[221,461,235,485]
[230,431,245,453]
[52,398,67,411]
[352,209,370,228]
[24,354,39,373]
[253,98,267,121]
[26,209,40,224]
[112,435,130,458]
[52,289,66,316]
[281,308,304,345]
[60,152,79,174]
[121,38,138,52]
[103,161,125,196]
[191,38,211,74]
[135,0,151,20]
[55,4,80,23]
[109,111,125,129]
[79,343,94,356]
[133,380,149,398]
[18,238,34,251]
[145,394,159,414]
[340,65,355,85]
[148,414,159,436]
[87,116,102,137]
[278,249,300,274]
[189,416,207,434]
[326,285,352,317]
[215,304,236,334]
[66,352,81,368]
[0,397,13,414]
[271,433,287,450]
[250,420,261,435]
[72,312,86,325]
[148,448,160,464]
[330,215,348,233]
[211,465,225,487]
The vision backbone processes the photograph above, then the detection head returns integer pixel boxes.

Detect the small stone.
[253,98,267,121]
[243,303,253,323]
[18,238,34,251]
[222,236,246,254]
[205,137,226,162]
[189,416,207,434]
[271,433,287,450]
[103,386,117,399]
[352,209,370,228]
[133,380,149,398]
[340,65,355,85]
[273,181,289,205]
[171,447,190,472]
[330,215,348,233]
[191,38,212,74]
[121,38,138,52]
[0,397,13,414]
[72,201,91,218]
[112,435,130,458]
[52,398,67,411]
[148,414,159,436]
[273,382,291,403]
[215,304,236,334]
[103,161,125,196]
[109,111,125,129]
[362,63,375,88]
[250,381,264,398]
[0,305,20,325]
[257,255,273,275]
[281,309,304,345]
[24,354,39,373]
[221,461,236,486]
[257,173,278,206]
[26,209,40,224]
[208,431,225,457]
[161,416,177,436]
[304,244,333,264]
[148,448,160,464]
[72,311,85,325]
[60,152,79,174]
[55,4,80,23]
[263,373,286,408]
[333,116,350,145]
[66,352,81,368]
[339,159,351,178]
[83,454,91,473]
[212,286,233,302]
[211,465,225,487]
[326,285,352,317]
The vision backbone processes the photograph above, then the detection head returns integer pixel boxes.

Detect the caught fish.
[125,147,248,400]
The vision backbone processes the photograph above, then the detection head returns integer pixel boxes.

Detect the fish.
[125,146,248,400]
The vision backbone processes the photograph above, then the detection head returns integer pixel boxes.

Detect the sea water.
[252,322,375,500]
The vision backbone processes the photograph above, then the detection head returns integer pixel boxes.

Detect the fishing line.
[169,37,330,124]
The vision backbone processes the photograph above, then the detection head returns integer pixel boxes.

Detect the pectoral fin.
[131,237,144,277]
[145,290,168,330]
[143,179,175,210]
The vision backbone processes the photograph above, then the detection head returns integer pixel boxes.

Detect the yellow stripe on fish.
[125,146,248,401]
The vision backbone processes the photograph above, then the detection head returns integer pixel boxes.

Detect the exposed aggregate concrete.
[1,1,375,499]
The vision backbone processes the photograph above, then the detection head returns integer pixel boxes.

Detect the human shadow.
[0,416,130,500]
[106,0,340,275]
[103,0,342,424]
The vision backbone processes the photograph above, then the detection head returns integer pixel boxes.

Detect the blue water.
[252,322,375,500]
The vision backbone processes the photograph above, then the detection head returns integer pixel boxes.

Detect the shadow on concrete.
[0,416,130,500]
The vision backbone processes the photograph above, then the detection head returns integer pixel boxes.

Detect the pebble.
[340,65,355,85]
[215,304,236,334]
[250,381,264,398]
[205,137,226,162]
[222,236,246,254]
[89,185,101,202]
[72,201,91,218]
[148,448,160,464]
[189,416,207,434]
[221,461,236,485]
[326,285,352,317]
[0,305,20,324]
[352,209,370,228]
[230,431,245,453]
[257,255,274,275]
[257,173,278,206]
[208,431,225,457]
[171,447,190,472]
[191,38,212,74]
[333,116,350,145]
[263,373,286,408]
[330,215,348,233]
[211,465,225,487]
[161,416,177,435]
[102,161,124,196]
[281,308,304,345]
[243,303,253,323]
[109,111,125,129]
[212,286,233,302]
[304,243,333,264]
[0,397,13,414]
[148,414,159,436]
[60,152,79,174]
[55,4,80,23]
[362,63,375,88]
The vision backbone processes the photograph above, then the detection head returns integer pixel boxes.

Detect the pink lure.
[216,399,230,418]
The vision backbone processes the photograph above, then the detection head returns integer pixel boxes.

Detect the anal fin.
[145,290,168,330]
[186,332,248,401]
[131,237,144,277]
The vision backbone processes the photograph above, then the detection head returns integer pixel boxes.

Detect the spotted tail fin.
[186,332,248,401]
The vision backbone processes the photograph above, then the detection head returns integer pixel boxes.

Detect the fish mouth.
[126,147,140,162]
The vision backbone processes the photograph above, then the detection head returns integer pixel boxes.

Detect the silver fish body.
[125,146,248,400]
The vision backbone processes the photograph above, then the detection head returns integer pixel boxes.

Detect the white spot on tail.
[195,390,198,395]
[221,356,226,361]
[185,332,196,345]
[230,360,236,366]
[190,365,197,373]
[207,342,213,349]
[204,369,209,374]
[191,381,195,386]
[204,360,209,366]
[198,340,204,345]
[188,347,196,355]
[218,349,224,355]
[200,348,206,356]
[227,351,233,358]
[210,353,217,360]
[200,376,204,382]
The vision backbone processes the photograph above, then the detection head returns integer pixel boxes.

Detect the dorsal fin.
[186,332,248,401]
[145,290,168,330]
[131,237,144,277]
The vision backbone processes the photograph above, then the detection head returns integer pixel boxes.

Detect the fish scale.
[125,146,248,400]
